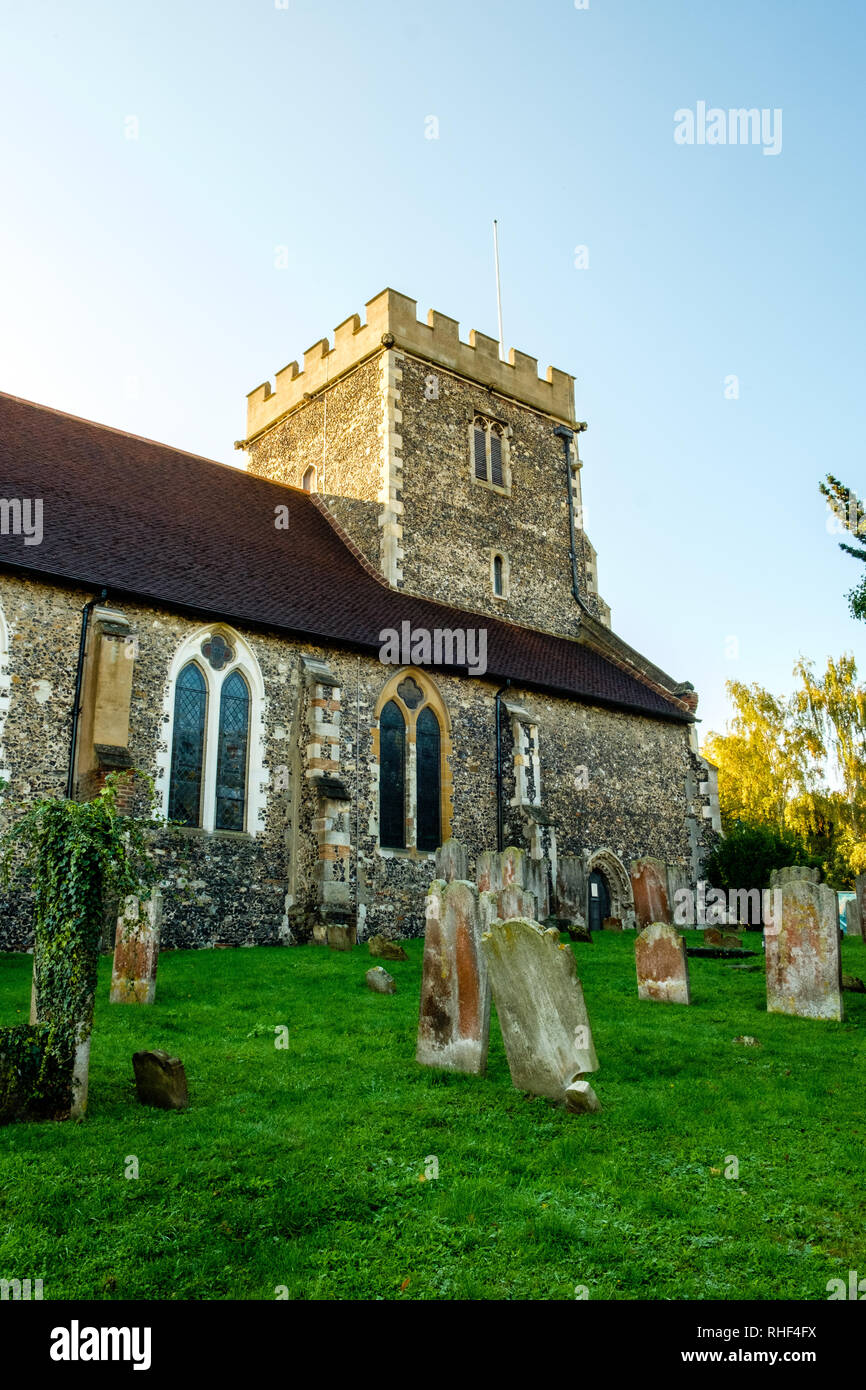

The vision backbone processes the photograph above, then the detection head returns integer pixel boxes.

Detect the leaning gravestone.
[110,892,163,1005]
[846,894,863,939]
[630,857,671,928]
[765,879,843,1021]
[416,879,492,1075]
[366,966,396,994]
[435,839,469,884]
[635,923,691,1004]
[480,918,600,1108]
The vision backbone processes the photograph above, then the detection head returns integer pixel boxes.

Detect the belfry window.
[471,415,510,492]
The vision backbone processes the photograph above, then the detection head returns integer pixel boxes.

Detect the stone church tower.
[241,288,611,640]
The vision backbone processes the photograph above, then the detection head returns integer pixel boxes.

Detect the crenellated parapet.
[245,288,576,439]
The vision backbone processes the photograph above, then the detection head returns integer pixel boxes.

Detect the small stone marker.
[110,891,163,1005]
[635,923,691,1004]
[602,916,622,932]
[367,934,408,962]
[327,924,354,952]
[765,879,843,1021]
[132,1050,188,1110]
[564,1079,602,1114]
[480,918,599,1105]
[842,974,865,993]
[416,879,491,1075]
[366,966,395,994]
[435,839,469,884]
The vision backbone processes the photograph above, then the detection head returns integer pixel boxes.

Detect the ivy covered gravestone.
[0,776,157,1124]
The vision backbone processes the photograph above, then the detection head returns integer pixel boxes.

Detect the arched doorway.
[587,869,611,932]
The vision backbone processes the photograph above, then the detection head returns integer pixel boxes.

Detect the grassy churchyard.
[1,930,865,1302]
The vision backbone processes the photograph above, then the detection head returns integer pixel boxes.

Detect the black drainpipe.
[554,422,592,611]
[494,680,511,853]
[66,590,107,799]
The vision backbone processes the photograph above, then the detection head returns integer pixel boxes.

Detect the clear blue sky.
[2,0,864,741]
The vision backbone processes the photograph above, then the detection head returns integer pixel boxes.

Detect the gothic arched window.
[415,706,441,852]
[168,662,207,826]
[379,700,406,849]
[471,415,511,492]
[376,671,450,854]
[215,670,250,832]
[165,629,264,834]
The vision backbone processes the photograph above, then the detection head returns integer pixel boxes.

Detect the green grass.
[1,931,865,1301]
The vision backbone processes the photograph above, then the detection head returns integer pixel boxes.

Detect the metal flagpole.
[493,219,504,361]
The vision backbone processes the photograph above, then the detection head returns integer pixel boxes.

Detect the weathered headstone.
[769,865,820,887]
[630,857,671,928]
[110,891,163,1005]
[367,934,408,961]
[845,896,862,939]
[765,879,843,1021]
[635,923,691,1004]
[495,883,538,922]
[416,879,491,1075]
[480,918,599,1105]
[477,845,550,919]
[555,855,587,932]
[602,917,622,932]
[327,923,354,952]
[435,839,469,884]
[856,873,866,934]
[132,1050,189,1109]
[366,966,395,994]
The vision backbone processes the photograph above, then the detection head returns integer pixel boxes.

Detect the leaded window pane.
[168,663,206,827]
[416,705,441,853]
[215,670,250,832]
[379,699,406,849]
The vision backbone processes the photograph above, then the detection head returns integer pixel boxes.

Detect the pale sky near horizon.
[1,0,864,745]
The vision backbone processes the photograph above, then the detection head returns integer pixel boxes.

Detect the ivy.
[0,772,159,1121]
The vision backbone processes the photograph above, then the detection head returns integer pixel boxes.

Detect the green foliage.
[1,937,865,1299]
[820,474,866,621]
[0,773,159,1119]
[703,656,866,886]
[702,821,819,893]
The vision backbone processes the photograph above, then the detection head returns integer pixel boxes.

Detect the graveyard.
[1,925,864,1302]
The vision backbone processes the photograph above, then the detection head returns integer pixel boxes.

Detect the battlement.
[245,288,576,439]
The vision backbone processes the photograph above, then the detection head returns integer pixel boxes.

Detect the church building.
[0,288,719,950]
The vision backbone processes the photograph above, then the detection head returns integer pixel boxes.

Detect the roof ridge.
[0,390,252,475]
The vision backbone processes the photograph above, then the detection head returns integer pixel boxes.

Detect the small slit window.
[493,554,504,596]
[302,465,316,493]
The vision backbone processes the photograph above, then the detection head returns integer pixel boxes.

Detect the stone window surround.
[158,624,267,836]
[469,414,513,496]
[372,666,453,860]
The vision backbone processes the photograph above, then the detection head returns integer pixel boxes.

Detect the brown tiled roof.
[0,392,690,722]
